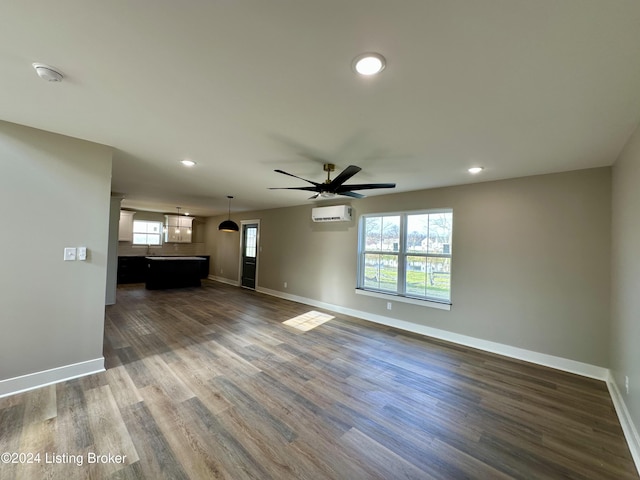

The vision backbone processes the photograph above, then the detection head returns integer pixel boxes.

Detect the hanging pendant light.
[218,196,239,232]
[175,207,181,234]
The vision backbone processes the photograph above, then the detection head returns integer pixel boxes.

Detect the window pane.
[406,256,451,301]
[427,212,453,254]
[133,221,146,233]
[133,233,147,244]
[245,226,257,258]
[363,253,398,291]
[147,233,161,246]
[364,215,400,252]
[428,257,451,301]
[381,216,400,252]
[364,216,382,251]
[406,214,429,253]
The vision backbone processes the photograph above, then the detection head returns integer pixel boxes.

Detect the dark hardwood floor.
[1,280,637,479]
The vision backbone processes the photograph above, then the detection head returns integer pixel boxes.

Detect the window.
[358,209,452,304]
[132,220,163,245]
[244,225,257,258]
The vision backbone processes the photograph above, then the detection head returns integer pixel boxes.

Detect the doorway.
[240,220,260,289]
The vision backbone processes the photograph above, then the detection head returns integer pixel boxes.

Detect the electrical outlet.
[284,282,287,288]
[625,376,630,395]
[387,302,392,310]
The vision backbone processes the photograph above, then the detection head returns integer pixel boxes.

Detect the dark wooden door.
[241,223,258,289]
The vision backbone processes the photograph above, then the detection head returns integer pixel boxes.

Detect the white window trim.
[357,208,453,309]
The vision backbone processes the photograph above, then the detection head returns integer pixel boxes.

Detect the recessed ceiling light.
[180,159,196,167]
[352,53,386,76]
[468,167,484,174]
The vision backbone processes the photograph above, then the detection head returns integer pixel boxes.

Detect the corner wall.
[0,121,112,394]
[611,124,640,461]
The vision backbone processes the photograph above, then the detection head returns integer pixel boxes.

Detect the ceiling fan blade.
[269,186,320,192]
[338,191,365,199]
[308,193,320,199]
[335,183,396,192]
[274,169,321,186]
[328,165,362,189]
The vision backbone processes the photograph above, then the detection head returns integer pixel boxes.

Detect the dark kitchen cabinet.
[117,256,148,284]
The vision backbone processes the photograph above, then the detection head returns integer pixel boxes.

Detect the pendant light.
[175,207,181,234]
[219,196,239,232]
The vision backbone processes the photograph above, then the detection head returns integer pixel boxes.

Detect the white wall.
[611,125,640,440]
[0,120,112,393]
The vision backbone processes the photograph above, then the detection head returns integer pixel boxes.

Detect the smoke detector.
[32,63,64,82]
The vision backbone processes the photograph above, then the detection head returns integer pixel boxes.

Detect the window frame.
[132,220,164,246]
[356,208,452,309]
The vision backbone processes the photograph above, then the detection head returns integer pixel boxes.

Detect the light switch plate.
[64,247,77,261]
[77,246,87,261]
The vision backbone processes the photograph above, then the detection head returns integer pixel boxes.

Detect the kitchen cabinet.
[164,215,194,243]
[117,256,147,283]
[118,210,135,241]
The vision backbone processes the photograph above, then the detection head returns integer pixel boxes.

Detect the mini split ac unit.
[311,205,352,222]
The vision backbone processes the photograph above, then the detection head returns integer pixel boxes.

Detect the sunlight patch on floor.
[282,310,335,331]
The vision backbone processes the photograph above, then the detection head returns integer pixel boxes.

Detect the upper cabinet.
[118,210,135,242]
[164,215,193,243]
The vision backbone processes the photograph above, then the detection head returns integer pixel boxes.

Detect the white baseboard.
[208,275,239,286]
[0,357,105,398]
[256,286,608,380]
[607,373,640,474]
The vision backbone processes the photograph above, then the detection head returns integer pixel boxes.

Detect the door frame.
[238,219,261,289]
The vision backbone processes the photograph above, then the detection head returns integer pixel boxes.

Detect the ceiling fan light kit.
[219,196,239,232]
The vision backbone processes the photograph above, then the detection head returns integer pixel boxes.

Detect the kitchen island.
[117,255,210,285]
[144,256,208,290]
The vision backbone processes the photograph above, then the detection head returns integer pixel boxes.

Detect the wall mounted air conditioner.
[311,205,352,222]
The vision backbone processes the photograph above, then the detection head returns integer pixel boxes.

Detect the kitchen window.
[132,220,163,245]
[357,209,452,306]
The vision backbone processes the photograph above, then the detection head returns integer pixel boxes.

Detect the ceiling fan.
[270,163,396,199]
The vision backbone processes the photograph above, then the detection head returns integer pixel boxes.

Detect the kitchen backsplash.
[118,242,207,257]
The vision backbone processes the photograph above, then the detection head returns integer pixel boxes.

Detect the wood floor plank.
[339,427,437,480]
[0,280,636,479]
[139,384,234,480]
[83,385,139,476]
[120,401,189,480]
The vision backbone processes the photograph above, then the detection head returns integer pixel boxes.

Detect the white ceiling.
[3,0,640,216]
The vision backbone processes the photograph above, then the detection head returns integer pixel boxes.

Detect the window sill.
[355,288,451,311]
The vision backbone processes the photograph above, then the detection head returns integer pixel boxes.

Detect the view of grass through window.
[359,210,452,303]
